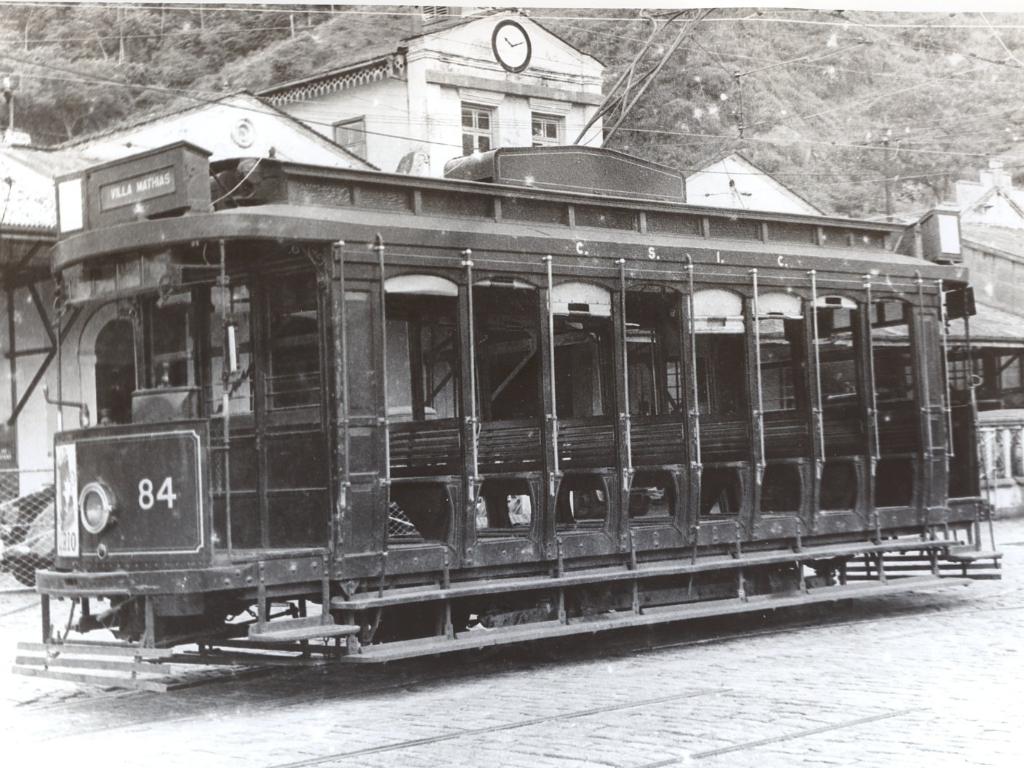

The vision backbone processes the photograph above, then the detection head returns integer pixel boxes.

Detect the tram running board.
[247,616,360,643]
[341,575,972,664]
[13,641,175,693]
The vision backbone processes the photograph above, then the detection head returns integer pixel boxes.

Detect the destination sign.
[99,166,176,211]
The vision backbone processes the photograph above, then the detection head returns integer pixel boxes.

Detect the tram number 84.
[138,477,178,510]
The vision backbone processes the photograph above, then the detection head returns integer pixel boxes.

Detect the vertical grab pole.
[915,272,934,459]
[809,270,826,479]
[750,268,766,485]
[219,239,233,556]
[544,255,560,499]
[686,256,702,542]
[938,279,954,459]
[462,252,480,506]
[863,276,881,473]
[374,235,391,495]
[332,241,350,555]
[963,305,995,551]
[686,257,702,470]
[617,259,633,477]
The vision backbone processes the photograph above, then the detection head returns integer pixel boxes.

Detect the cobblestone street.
[1,518,1021,768]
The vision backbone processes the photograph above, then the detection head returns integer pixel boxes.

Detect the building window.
[532,113,563,146]
[334,117,367,160]
[461,104,492,155]
[999,353,1023,391]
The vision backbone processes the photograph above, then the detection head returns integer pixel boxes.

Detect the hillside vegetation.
[2,4,1024,219]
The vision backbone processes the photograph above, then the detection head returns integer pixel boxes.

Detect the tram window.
[817,305,861,410]
[475,287,541,421]
[629,470,675,520]
[388,483,451,543]
[696,335,747,417]
[626,291,683,416]
[208,283,253,415]
[556,474,608,529]
[554,314,613,418]
[700,466,742,517]
[386,294,458,422]
[871,301,915,403]
[267,272,321,409]
[551,284,614,419]
[476,478,533,535]
[693,289,747,418]
[756,294,806,413]
[820,460,858,510]
[94,319,135,424]
[146,294,194,388]
[758,317,806,412]
[875,457,914,507]
[760,463,802,513]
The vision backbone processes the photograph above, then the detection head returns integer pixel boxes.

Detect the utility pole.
[882,127,894,222]
[2,75,14,141]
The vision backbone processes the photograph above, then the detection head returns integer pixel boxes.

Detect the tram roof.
[51,199,966,285]
[50,150,964,285]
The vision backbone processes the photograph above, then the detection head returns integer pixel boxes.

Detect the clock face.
[492,20,532,73]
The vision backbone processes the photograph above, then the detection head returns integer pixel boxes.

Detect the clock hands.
[504,36,524,48]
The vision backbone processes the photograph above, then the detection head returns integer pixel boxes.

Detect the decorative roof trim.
[262,54,406,106]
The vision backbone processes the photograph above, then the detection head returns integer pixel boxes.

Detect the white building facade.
[260,11,605,176]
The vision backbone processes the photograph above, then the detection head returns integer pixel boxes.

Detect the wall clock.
[492,19,532,73]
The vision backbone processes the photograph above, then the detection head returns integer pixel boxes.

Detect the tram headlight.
[79,482,114,535]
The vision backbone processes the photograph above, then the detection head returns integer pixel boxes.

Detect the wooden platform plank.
[16,642,168,658]
[248,623,360,643]
[340,575,971,664]
[11,665,170,692]
[946,547,1002,562]
[331,539,960,611]
[14,655,173,675]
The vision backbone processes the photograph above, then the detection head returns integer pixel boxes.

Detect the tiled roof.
[0,150,75,232]
[951,301,1024,346]
[961,224,1024,263]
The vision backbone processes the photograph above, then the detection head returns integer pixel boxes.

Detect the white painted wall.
[276,14,604,177]
[71,95,372,169]
[281,79,413,173]
[686,155,821,216]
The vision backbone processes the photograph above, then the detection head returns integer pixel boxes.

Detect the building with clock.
[258,9,605,177]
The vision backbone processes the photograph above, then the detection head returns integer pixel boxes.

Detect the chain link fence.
[0,469,54,592]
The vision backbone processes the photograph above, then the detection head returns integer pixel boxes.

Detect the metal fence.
[0,468,54,592]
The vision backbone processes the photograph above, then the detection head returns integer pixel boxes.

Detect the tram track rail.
[9,582,1020,740]
[267,688,723,768]
[639,707,917,766]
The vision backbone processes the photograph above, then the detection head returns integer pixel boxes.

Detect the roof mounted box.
[444,146,685,203]
[919,204,962,264]
[55,142,211,236]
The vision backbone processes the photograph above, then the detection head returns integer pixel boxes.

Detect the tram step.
[332,539,961,611]
[12,641,173,692]
[341,574,972,664]
[945,546,1002,563]
[248,616,359,644]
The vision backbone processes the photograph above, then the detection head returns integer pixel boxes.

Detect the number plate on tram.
[56,426,207,560]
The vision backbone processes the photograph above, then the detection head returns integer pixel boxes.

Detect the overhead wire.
[0,7,1019,200]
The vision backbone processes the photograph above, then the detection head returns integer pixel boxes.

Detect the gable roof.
[258,11,602,106]
[0,92,377,234]
[686,152,824,216]
[51,92,374,170]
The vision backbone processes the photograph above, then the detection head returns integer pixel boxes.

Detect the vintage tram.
[17,142,1000,684]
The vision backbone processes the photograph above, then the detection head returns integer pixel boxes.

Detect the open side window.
[385,275,459,423]
[550,282,614,420]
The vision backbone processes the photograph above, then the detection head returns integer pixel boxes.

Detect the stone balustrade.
[978,408,1024,516]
